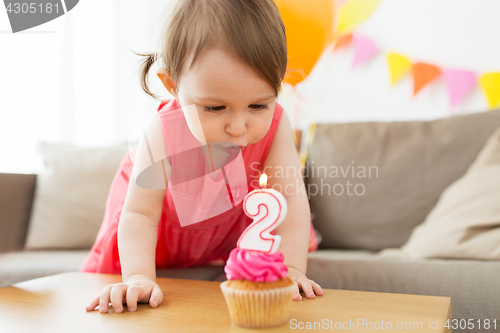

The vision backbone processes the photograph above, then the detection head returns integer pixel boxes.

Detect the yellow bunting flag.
[338,0,382,34]
[479,73,500,108]
[387,53,412,85]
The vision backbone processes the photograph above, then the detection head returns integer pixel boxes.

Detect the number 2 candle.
[237,174,288,254]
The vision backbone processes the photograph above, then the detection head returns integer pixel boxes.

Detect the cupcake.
[220,247,296,328]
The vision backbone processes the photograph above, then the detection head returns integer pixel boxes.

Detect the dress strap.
[158,99,172,112]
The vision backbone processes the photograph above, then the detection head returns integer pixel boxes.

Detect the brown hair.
[138,0,288,99]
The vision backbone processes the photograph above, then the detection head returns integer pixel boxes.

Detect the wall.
[285,0,500,127]
[0,0,174,173]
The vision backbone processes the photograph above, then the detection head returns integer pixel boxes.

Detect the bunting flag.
[333,33,352,51]
[352,35,378,67]
[412,63,441,96]
[338,0,383,34]
[333,32,499,110]
[479,73,500,108]
[442,70,477,108]
[387,53,412,85]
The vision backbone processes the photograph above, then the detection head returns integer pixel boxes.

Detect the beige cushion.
[307,109,500,251]
[24,143,129,250]
[0,250,90,287]
[305,249,500,321]
[399,128,500,259]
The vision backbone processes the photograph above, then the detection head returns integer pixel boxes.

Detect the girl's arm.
[86,120,169,314]
[263,110,323,300]
[119,118,169,282]
[119,177,165,282]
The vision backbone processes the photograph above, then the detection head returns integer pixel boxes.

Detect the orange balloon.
[274,0,336,86]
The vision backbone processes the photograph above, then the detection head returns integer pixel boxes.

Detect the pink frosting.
[224,248,288,282]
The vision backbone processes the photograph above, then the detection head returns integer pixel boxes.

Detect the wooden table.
[0,272,451,332]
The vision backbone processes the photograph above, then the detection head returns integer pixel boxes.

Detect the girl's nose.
[225,117,247,137]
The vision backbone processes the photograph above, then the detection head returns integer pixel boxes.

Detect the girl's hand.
[287,266,323,301]
[85,274,164,314]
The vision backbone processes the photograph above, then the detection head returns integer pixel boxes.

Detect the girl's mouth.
[222,146,242,155]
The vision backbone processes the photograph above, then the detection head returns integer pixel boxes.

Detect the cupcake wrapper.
[220,281,296,328]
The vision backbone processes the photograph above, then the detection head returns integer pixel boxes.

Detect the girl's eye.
[204,104,269,112]
[204,106,226,112]
[249,104,269,111]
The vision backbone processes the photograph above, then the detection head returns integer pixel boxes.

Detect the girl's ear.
[157,68,178,99]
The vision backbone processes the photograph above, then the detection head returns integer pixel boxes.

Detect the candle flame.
[259,173,268,188]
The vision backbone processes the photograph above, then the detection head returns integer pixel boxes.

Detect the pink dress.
[80,99,318,274]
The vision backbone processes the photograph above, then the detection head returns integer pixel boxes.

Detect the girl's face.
[160,47,277,150]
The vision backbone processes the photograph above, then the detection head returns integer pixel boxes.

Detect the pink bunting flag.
[352,35,378,68]
[442,69,477,108]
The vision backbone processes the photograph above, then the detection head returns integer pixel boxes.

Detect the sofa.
[1,109,500,333]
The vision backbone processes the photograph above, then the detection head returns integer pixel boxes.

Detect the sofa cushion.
[0,249,224,287]
[0,173,36,252]
[306,109,500,250]
[306,250,500,325]
[399,127,500,259]
[24,143,129,250]
[0,250,89,287]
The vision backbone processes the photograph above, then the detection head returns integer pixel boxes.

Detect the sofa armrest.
[0,173,36,253]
